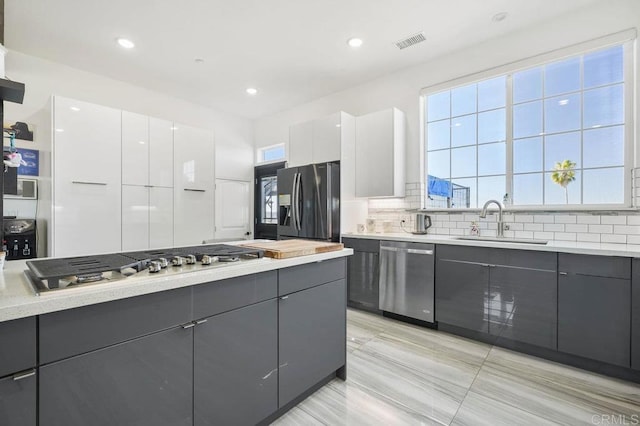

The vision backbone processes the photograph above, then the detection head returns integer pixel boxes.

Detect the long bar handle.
[407,248,434,255]
[72,181,107,186]
[13,369,36,381]
[380,246,399,252]
[184,188,206,192]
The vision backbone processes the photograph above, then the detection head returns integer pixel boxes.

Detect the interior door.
[254,162,285,239]
[214,179,250,241]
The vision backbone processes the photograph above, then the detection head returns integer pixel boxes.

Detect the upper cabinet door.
[150,118,174,188]
[173,124,215,190]
[288,121,313,167]
[122,185,150,251]
[312,112,341,164]
[53,96,121,184]
[355,108,406,198]
[149,187,174,249]
[122,111,149,186]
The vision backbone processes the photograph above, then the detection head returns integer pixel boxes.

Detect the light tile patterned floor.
[272,309,640,425]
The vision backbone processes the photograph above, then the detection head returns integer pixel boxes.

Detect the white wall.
[254,0,640,185]
[3,51,255,254]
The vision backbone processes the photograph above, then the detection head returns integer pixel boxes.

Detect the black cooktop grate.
[123,244,264,262]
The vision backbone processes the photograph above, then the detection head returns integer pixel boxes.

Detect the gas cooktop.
[25,244,265,295]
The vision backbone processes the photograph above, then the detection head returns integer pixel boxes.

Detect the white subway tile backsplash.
[534,215,554,223]
[626,216,640,225]
[554,232,577,241]
[626,235,640,245]
[534,232,554,240]
[614,225,640,235]
[449,228,464,235]
[507,222,524,231]
[565,224,588,233]
[524,223,544,232]
[601,216,627,225]
[543,223,565,232]
[588,224,613,234]
[554,215,577,224]
[577,233,601,242]
[601,234,627,244]
[514,214,534,223]
[515,230,534,239]
[576,215,600,224]
[464,214,479,222]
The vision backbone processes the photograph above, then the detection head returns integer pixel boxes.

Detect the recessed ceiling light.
[492,12,508,22]
[116,38,135,49]
[138,141,146,145]
[70,106,80,112]
[347,38,363,48]
[335,124,341,128]
[246,87,258,95]
[170,126,179,131]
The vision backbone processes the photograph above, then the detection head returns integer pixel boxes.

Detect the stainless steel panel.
[379,241,435,322]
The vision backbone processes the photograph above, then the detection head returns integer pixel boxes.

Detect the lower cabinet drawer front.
[40,287,192,364]
[0,316,36,377]
[40,327,193,426]
[0,372,36,426]
[193,271,277,319]
[279,258,346,295]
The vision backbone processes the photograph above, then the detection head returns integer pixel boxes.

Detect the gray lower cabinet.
[194,299,278,425]
[435,245,490,333]
[343,238,380,312]
[279,279,346,408]
[558,254,631,367]
[0,316,36,377]
[488,250,557,349]
[40,326,193,426]
[0,371,36,426]
[633,259,640,370]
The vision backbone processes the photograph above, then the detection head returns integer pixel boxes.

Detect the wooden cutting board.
[240,240,344,259]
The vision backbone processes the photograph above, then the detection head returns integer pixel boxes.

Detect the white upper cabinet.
[149,118,174,187]
[288,120,313,167]
[52,96,122,256]
[122,111,149,186]
[288,112,345,167]
[355,108,406,198]
[312,112,341,164]
[121,185,150,251]
[173,123,215,246]
[149,186,174,248]
[173,124,215,190]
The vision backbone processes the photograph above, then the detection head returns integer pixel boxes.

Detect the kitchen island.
[0,247,352,426]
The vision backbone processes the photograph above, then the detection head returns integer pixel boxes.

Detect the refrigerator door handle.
[295,172,303,231]
[291,172,298,230]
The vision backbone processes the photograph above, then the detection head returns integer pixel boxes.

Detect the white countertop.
[0,249,353,322]
[342,232,640,258]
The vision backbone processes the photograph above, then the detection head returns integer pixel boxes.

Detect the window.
[260,175,278,224]
[257,143,286,163]
[424,41,632,209]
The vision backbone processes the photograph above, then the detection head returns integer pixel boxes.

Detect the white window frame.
[420,29,637,211]
[256,143,286,165]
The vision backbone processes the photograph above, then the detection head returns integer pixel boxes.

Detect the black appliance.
[277,162,340,242]
[4,218,37,260]
[25,244,264,293]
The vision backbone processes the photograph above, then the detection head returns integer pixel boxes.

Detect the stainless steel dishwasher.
[379,241,435,323]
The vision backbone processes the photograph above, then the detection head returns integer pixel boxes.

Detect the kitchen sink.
[453,236,548,245]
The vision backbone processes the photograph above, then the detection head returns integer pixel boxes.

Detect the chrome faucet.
[480,199,506,238]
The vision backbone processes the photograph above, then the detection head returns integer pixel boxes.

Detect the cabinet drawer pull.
[72,181,107,186]
[181,322,196,329]
[195,319,208,325]
[559,272,568,276]
[280,296,289,300]
[407,248,434,255]
[13,369,36,381]
[380,246,399,252]
[184,188,206,192]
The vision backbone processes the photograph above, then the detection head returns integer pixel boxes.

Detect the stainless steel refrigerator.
[277,162,340,242]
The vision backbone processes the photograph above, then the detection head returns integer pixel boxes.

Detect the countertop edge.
[0,249,353,322]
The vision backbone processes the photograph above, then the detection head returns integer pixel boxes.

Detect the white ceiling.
[5,0,599,119]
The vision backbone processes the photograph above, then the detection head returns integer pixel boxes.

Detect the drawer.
[193,271,277,319]
[279,258,346,295]
[0,317,36,377]
[490,248,556,271]
[559,253,630,279]
[436,244,490,264]
[342,238,380,253]
[40,287,192,364]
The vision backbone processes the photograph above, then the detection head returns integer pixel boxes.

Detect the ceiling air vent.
[394,32,426,50]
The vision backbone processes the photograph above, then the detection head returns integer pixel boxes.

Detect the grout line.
[448,343,494,425]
